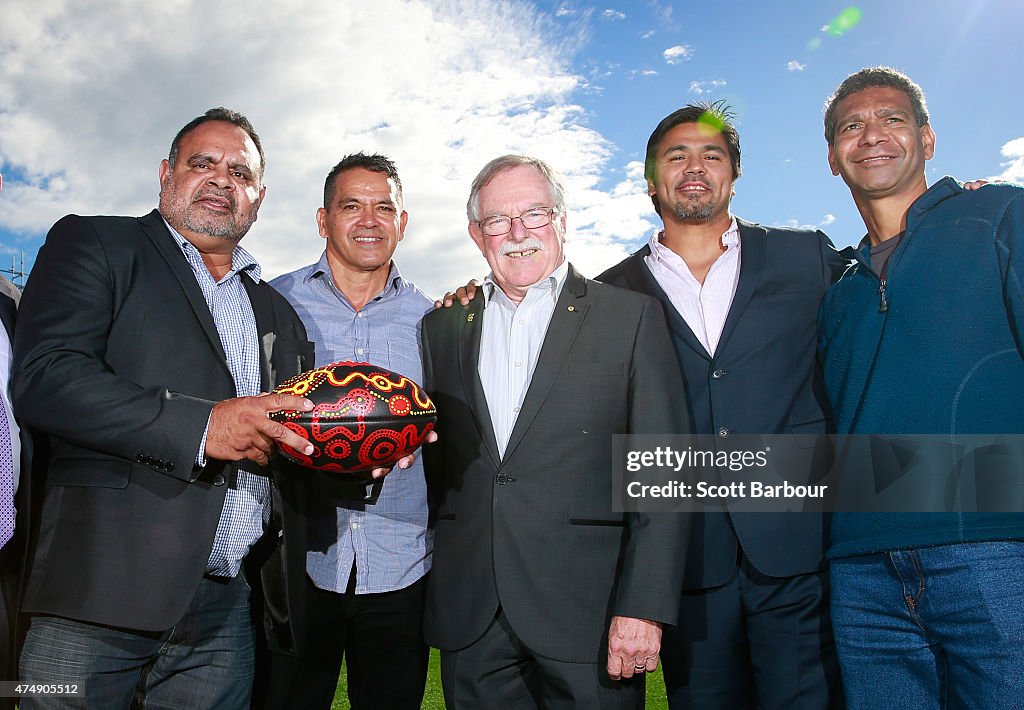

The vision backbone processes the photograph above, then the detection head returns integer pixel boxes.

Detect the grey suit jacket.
[422,264,691,663]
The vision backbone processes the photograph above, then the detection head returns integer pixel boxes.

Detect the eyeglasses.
[476,207,557,237]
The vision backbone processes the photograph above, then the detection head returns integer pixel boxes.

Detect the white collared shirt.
[644,219,741,356]
[478,260,569,459]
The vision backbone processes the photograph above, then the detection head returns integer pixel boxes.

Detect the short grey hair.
[466,155,568,222]
[823,66,930,145]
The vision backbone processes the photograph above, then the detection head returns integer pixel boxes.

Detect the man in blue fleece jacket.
[819,66,1024,707]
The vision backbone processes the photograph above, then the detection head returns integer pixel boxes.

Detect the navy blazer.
[598,219,846,586]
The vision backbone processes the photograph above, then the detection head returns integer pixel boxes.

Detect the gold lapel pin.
[467,312,475,322]
[567,305,576,312]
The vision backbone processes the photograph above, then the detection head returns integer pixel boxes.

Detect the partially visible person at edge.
[258,152,433,710]
[819,66,1024,708]
[0,273,33,710]
[597,102,846,709]
[423,155,691,708]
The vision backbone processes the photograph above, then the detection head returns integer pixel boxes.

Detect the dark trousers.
[259,574,428,710]
[661,553,843,710]
[19,574,254,710]
[440,608,644,710]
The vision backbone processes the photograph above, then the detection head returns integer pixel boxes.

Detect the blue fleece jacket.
[819,176,1024,558]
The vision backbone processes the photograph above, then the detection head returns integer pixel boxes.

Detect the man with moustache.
[12,108,318,709]
[598,103,845,709]
[422,155,690,708]
[260,153,433,710]
[819,66,1024,707]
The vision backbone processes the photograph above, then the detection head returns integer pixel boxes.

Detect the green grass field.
[332,648,670,709]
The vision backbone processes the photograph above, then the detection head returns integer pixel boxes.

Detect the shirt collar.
[482,258,570,307]
[162,217,262,283]
[647,217,740,262]
[305,251,405,296]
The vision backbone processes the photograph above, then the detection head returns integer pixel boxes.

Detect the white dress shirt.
[644,219,742,356]
[478,260,569,459]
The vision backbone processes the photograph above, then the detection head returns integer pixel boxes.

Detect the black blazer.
[421,265,692,663]
[12,211,312,635]
[0,280,34,702]
[598,220,846,586]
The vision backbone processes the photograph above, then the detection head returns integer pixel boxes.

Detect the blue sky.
[1,0,1022,296]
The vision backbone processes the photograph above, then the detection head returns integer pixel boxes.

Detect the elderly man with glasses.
[421,155,692,709]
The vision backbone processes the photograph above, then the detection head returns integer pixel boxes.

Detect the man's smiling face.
[827,85,935,201]
[648,121,735,225]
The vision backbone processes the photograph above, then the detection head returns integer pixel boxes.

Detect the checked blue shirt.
[271,254,432,594]
[165,220,269,578]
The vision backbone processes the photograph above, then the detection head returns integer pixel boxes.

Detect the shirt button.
[717,427,730,438]
[515,361,522,367]
[356,348,364,355]
[513,406,520,413]
[357,312,365,318]
[351,523,360,529]
[518,319,525,325]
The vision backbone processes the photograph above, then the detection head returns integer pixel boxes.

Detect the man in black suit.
[422,155,691,708]
[12,109,317,709]
[598,103,846,709]
[0,275,32,710]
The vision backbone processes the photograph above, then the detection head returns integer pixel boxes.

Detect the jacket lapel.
[242,277,273,392]
[138,210,230,373]
[620,247,710,361]
[502,264,589,462]
[716,219,766,354]
[458,294,502,468]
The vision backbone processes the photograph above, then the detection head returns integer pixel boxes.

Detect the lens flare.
[697,110,725,137]
[827,7,862,36]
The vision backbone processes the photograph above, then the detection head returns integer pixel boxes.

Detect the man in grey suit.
[598,103,846,709]
[422,155,691,708]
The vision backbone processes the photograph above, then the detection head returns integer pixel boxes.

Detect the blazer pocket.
[47,455,132,489]
[569,517,626,527]
[789,418,831,449]
[567,361,625,378]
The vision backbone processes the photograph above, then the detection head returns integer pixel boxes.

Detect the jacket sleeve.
[12,215,214,481]
[997,192,1024,359]
[612,296,692,626]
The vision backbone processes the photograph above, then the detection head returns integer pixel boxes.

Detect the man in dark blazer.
[11,109,316,709]
[0,275,33,710]
[598,104,846,709]
[422,155,691,708]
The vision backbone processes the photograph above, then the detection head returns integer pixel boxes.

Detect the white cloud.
[787,60,806,71]
[779,214,836,230]
[626,69,658,79]
[0,0,643,297]
[601,9,626,21]
[663,45,694,64]
[641,30,655,39]
[992,137,1024,182]
[689,80,727,95]
[555,5,576,17]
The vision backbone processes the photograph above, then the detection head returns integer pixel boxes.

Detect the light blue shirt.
[270,253,433,594]
[478,260,569,459]
[164,219,268,578]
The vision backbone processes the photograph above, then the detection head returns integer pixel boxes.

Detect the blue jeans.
[19,574,254,710]
[830,541,1024,709]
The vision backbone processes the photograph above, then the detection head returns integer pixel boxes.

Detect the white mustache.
[500,238,543,255]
